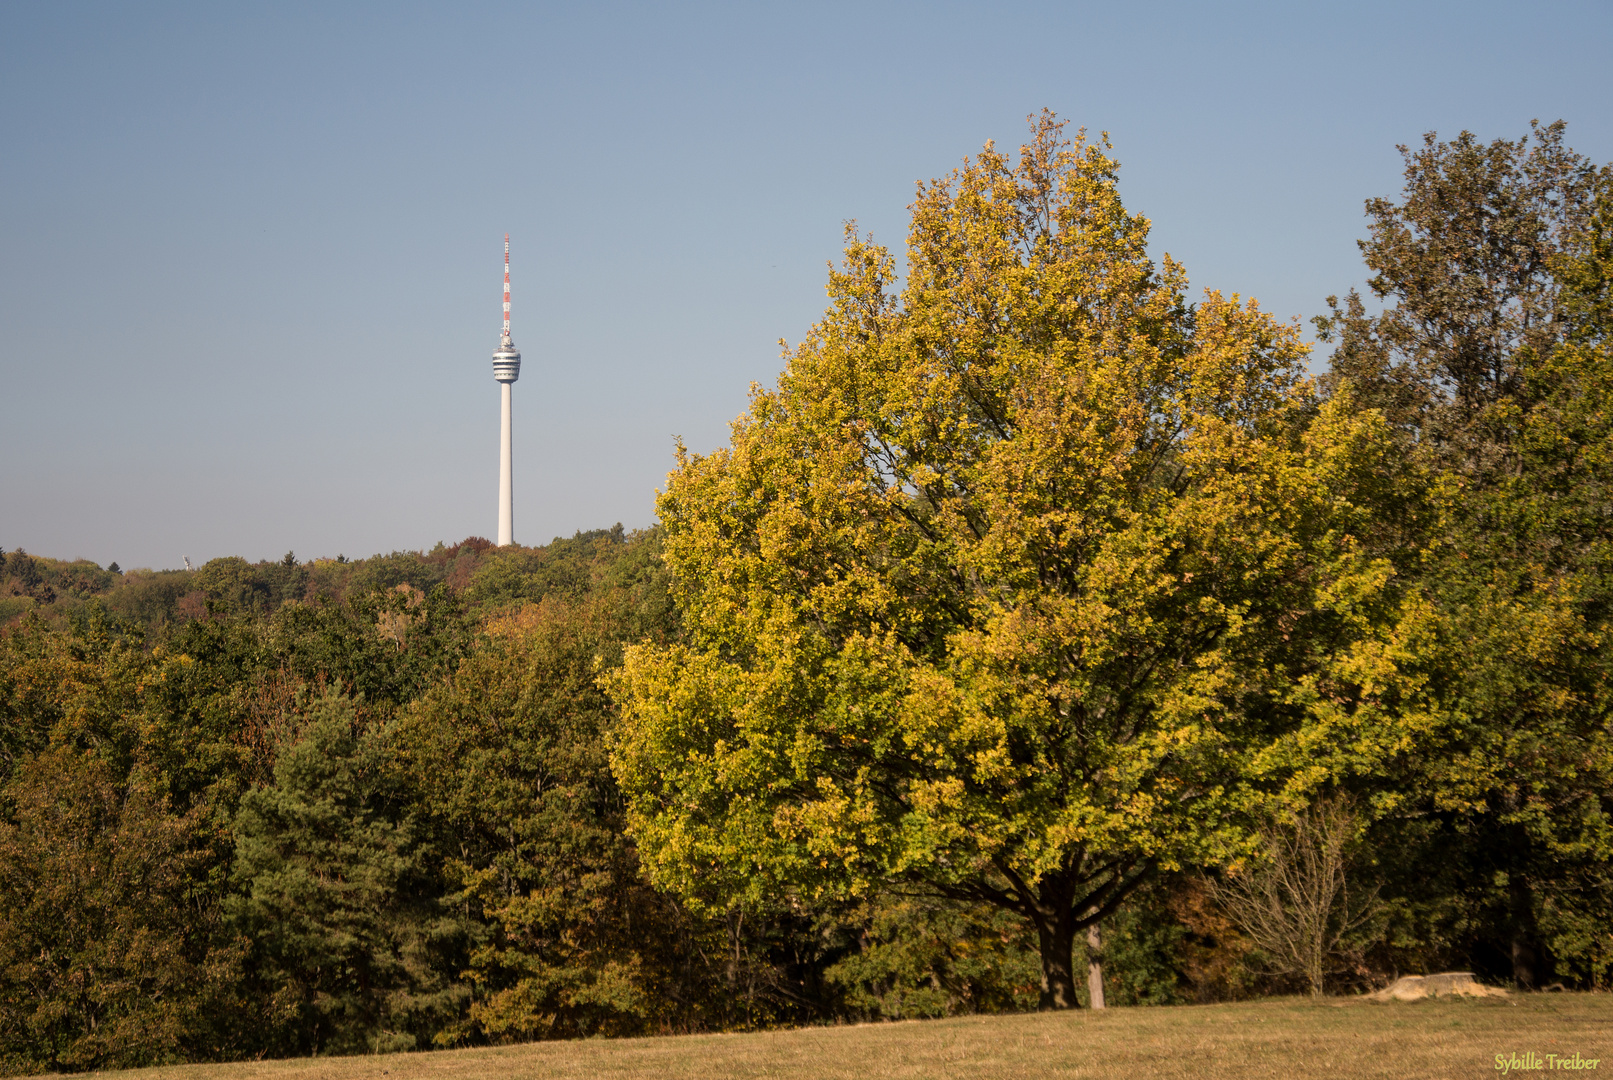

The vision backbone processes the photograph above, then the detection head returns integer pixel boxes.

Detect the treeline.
[0,530,1072,1073]
[1,116,1611,1071]
[0,538,507,638]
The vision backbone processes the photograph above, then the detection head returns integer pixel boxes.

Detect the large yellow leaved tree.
[610,113,1402,1008]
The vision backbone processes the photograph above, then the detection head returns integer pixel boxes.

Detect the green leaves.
[0,748,240,1073]
[227,693,456,1056]
[611,113,1401,1007]
[1312,125,1613,989]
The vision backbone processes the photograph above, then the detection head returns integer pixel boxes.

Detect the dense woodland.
[2,116,1610,1072]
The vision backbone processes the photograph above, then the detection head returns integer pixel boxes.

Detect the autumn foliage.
[1,114,1610,1070]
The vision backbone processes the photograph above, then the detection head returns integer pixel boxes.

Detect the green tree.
[823,894,1040,1019]
[395,596,666,1041]
[0,748,241,1073]
[1317,127,1613,988]
[227,692,461,1055]
[102,568,198,640]
[393,531,825,1041]
[1315,121,1600,466]
[610,114,1402,1008]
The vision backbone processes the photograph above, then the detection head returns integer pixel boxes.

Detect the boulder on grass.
[1371,973,1507,1001]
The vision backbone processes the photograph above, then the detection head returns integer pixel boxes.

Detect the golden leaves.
[613,111,1405,911]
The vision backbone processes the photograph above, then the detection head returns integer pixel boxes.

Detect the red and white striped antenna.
[502,233,512,340]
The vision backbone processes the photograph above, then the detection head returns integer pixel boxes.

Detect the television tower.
[492,234,521,546]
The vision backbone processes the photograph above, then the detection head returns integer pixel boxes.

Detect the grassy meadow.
[70,994,1611,1080]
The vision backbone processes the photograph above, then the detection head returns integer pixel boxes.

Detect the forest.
[1,114,1610,1072]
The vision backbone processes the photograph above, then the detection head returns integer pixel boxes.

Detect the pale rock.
[1371,972,1507,1001]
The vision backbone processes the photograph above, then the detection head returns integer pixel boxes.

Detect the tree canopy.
[1314,127,1613,988]
[609,113,1405,1008]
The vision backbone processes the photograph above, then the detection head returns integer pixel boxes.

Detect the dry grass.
[74,994,1611,1080]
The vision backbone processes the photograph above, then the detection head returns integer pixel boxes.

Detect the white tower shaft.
[498,381,513,545]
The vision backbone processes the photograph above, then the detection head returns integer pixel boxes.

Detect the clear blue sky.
[3,1,1609,570]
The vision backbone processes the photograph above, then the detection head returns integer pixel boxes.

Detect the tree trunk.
[1511,935,1538,990]
[1035,912,1081,1010]
[1086,921,1106,1009]
[1509,870,1540,989]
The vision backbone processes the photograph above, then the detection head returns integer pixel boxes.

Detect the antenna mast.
[502,233,512,341]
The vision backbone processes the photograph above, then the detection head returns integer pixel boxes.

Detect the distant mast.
[492,234,521,546]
